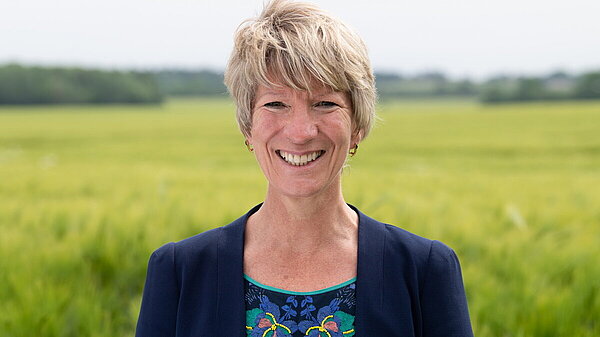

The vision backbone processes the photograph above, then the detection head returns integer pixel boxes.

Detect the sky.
[1,0,599,79]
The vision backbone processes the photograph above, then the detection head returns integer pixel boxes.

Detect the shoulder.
[356,206,458,276]
[173,226,222,260]
[145,227,222,285]
[379,221,465,296]
[150,225,221,259]
[149,206,249,268]
[382,222,456,262]
[357,205,450,261]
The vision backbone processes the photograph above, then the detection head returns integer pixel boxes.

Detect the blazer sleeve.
[420,240,474,337]
[135,242,180,337]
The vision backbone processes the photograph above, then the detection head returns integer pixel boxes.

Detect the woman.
[135,0,474,336]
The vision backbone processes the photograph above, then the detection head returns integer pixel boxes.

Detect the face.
[247,81,360,199]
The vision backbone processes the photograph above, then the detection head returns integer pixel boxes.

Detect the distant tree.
[374,71,478,99]
[153,70,227,96]
[453,79,478,96]
[415,71,447,82]
[479,78,517,103]
[546,70,571,81]
[515,77,545,101]
[574,72,600,99]
[374,72,403,81]
[0,64,163,105]
[477,72,599,103]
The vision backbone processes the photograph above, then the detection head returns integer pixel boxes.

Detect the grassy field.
[1,98,599,336]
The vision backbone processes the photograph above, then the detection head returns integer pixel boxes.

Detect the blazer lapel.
[216,204,262,337]
[353,205,386,335]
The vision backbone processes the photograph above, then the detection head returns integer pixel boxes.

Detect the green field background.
[1,98,599,336]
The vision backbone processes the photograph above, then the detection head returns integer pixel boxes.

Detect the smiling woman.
[135,1,474,336]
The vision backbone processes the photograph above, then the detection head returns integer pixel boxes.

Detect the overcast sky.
[1,0,599,79]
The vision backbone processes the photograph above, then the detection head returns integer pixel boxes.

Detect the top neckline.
[244,274,356,296]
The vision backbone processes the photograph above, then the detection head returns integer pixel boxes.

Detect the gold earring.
[349,144,358,157]
[244,140,254,152]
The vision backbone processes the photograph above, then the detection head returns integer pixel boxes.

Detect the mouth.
[276,150,325,166]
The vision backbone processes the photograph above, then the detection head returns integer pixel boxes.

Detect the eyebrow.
[254,87,347,104]
[258,90,286,96]
[312,92,342,99]
[255,90,290,100]
[258,90,342,98]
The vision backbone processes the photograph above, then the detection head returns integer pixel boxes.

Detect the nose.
[284,104,318,144]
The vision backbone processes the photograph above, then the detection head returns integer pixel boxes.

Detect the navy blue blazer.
[136,204,474,337]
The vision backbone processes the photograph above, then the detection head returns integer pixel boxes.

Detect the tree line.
[0,64,163,104]
[376,70,600,103]
[1,63,599,105]
[479,72,600,103]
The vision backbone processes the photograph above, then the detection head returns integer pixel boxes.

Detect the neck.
[246,180,358,253]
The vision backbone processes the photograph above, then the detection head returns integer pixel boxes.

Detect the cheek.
[250,113,279,141]
[323,113,353,143]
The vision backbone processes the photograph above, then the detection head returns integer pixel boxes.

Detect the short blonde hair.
[224,0,377,140]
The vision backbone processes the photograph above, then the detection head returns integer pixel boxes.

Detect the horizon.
[2,61,596,83]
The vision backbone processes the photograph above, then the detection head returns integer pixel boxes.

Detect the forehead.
[254,81,349,101]
[258,71,345,95]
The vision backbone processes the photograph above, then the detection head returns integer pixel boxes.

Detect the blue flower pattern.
[245,280,355,337]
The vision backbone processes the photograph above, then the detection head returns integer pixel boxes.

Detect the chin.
[271,178,337,199]
[277,185,322,198]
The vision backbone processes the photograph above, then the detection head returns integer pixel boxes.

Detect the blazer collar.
[216,203,386,336]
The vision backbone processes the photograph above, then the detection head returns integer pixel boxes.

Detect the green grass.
[1,98,599,336]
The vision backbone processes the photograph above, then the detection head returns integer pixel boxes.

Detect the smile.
[276,150,324,166]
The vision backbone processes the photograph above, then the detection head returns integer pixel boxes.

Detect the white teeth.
[278,150,323,166]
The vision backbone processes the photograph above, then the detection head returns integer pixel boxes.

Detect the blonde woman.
[135,1,474,336]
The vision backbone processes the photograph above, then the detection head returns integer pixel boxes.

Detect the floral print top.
[244,275,356,337]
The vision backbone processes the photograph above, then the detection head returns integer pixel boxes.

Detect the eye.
[314,101,339,108]
[264,101,286,108]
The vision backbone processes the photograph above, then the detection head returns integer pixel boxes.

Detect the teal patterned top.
[244,275,356,337]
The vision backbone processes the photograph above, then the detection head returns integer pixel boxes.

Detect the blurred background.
[0,0,599,336]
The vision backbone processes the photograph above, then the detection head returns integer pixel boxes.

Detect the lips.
[276,150,324,166]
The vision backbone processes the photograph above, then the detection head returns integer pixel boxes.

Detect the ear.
[244,128,254,150]
[245,129,253,144]
[351,129,363,148]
